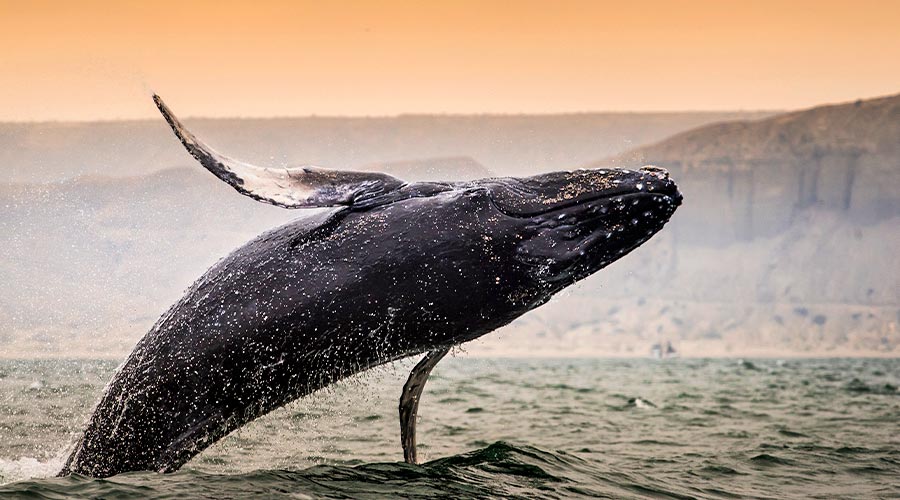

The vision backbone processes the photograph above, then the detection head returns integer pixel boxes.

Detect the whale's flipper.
[153,95,405,208]
[399,347,450,464]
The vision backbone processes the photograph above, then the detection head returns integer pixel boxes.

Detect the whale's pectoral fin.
[152,95,406,209]
[399,347,450,464]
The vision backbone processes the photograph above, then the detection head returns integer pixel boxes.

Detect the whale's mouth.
[522,190,681,249]
[507,189,682,220]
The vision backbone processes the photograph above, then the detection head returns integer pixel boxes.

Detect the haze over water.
[1,357,897,498]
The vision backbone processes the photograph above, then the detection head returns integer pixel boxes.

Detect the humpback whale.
[60,95,682,478]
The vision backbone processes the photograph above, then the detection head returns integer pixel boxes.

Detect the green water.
[0,357,897,498]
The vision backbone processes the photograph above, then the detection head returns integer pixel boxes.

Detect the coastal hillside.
[620,94,899,165]
[504,94,900,357]
[604,93,899,242]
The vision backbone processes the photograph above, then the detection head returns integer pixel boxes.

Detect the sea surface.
[0,357,897,499]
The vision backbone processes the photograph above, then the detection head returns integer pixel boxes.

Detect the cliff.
[512,94,900,356]
[602,93,899,243]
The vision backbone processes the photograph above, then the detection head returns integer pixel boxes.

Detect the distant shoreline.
[0,109,782,126]
[1,353,897,361]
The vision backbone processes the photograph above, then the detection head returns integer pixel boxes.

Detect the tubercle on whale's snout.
[605,167,683,213]
[632,166,680,199]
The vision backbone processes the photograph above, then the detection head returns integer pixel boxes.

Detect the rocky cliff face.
[523,94,900,356]
[605,94,899,245]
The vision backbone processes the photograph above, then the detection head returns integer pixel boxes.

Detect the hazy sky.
[1,0,898,121]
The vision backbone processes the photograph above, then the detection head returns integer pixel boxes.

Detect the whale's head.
[482,166,682,286]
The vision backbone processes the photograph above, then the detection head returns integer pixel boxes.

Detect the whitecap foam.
[0,456,64,484]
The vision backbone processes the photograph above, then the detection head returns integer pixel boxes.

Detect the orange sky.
[1,0,898,121]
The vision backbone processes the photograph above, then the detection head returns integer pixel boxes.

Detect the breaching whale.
[59,95,682,477]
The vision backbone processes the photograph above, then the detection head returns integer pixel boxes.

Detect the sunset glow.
[1,0,898,120]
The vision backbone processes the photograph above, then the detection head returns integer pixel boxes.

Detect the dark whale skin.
[61,167,681,478]
[62,190,549,476]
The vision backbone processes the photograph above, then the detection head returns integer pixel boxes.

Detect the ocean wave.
[0,442,702,499]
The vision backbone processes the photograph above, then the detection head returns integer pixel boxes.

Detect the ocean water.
[0,357,897,499]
